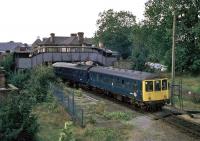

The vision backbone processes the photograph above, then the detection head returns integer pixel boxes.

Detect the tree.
[26,66,57,103]
[145,0,200,73]
[95,9,136,59]
[0,92,38,141]
[0,54,14,76]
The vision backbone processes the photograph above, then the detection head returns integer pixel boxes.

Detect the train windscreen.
[145,81,153,92]
[154,80,161,91]
[162,79,168,90]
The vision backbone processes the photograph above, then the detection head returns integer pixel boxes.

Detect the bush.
[27,66,57,103]
[84,127,122,141]
[75,88,82,97]
[103,111,132,121]
[0,54,14,75]
[0,92,38,141]
[59,121,75,141]
[0,56,60,141]
[95,101,106,114]
[8,70,30,89]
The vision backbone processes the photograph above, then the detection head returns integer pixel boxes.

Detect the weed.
[59,121,76,141]
[84,127,122,141]
[103,111,132,121]
[95,101,106,114]
[75,88,82,97]
[87,115,96,124]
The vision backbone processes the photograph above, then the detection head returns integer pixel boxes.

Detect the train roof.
[52,62,91,70]
[90,66,162,80]
[53,62,164,80]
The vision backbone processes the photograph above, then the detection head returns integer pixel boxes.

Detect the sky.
[0,0,148,44]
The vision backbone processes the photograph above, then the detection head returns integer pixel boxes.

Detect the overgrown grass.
[33,102,70,141]
[176,75,200,94]
[103,111,132,121]
[169,74,200,108]
[84,127,122,141]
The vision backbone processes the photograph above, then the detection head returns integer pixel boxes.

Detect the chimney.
[50,33,55,43]
[71,33,77,37]
[77,32,84,44]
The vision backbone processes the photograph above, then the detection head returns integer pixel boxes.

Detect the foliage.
[0,92,38,141]
[26,66,57,103]
[0,56,58,141]
[0,54,14,75]
[131,43,148,71]
[144,0,200,73]
[103,111,132,121]
[95,101,106,114]
[84,127,122,141]
[8,70,30,89]
[87,115,96,124]
[74,88,82,97]
[59,121,75,141]
[95,9,136,59]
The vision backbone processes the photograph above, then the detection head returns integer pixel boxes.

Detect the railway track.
[162,114,200,138]
[152,108,200,139]
[68,85,200,138]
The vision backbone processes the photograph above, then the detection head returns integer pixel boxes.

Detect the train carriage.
[53,62,90,84]
[89,67,169,107]
[53,62,170,109]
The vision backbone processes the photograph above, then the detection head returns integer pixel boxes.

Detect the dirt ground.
[66,87,200,141]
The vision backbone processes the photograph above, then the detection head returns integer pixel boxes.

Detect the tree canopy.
[95,9,136,59]
[145,0,200,73]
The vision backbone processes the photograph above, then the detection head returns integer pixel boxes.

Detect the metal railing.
[50,84,85,127]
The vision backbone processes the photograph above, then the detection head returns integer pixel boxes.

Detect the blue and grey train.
[53,62,170,109]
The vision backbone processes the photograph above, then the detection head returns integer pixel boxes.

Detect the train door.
[143,80,154,101]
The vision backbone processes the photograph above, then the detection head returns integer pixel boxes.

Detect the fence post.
[72,92,75,120]
[67,95,70,112]
[81,109,84,127]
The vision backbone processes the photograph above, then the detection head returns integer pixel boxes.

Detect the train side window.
[162,79,167,90]
[133,81,137,91]
[145,81,153,92]
[96,73,99,81]
[154,80,161,91]
[125,80,130,88]
[121,79,125,87]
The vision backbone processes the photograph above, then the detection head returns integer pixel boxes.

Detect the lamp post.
[171,0,176,106]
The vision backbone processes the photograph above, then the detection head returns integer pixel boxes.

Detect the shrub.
[59,121,75,141]
[95,101,106,114]
[84,127,122,141]
[8,70,30,89]
[0,92,38,141]
[0,54,14,75]
[103,111,132,121]
[75,88,82,97]
[27,66,57,103]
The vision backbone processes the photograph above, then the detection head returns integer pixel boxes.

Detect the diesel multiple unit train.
[53,62,170,109]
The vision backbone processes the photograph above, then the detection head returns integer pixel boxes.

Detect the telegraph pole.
[171,0,176,106]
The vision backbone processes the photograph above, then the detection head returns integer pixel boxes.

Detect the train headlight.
[148,96,151,100]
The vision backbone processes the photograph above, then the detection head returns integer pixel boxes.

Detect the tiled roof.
[0,41,24,52]
[32,39,42,48]
[33,33,93,47]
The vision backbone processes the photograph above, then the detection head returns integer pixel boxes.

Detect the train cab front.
[142,78,170,109]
